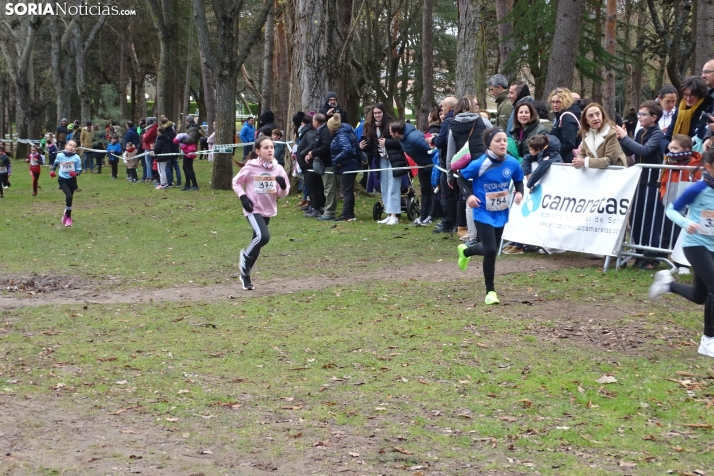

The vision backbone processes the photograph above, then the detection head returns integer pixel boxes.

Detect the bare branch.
[82,15,107,54]
[234,0,273,73]
[241,64,263,102]
[193,0,219,71]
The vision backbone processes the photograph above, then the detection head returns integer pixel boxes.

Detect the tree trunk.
[49,17,72,125]
[199,50,216,134]
[275,11,290,132]
[147,0,177,118]
[695,0,714,71]
[119,32,128,120]
[261,6,275,113]
[630,8,645,111]
[0,78,5,139]
[418,0,434,131]
[495,0,514,77]
[592,0,603,104]
[212,79,237,189]
[291,0,331,110]
[455,0,479,97]
[602,0,617,118]
[128,35,147,121]
[542,0,586,101]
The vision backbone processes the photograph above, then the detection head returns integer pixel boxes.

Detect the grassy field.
[1,161,712,475]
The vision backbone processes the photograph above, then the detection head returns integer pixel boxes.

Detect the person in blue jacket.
[456,128,524,305]
[327,115,360,221]
[49,139,83,227]
[239,117,256,158]
[106,135,123,180]
[649,148,714,358]
[390,120,434,226]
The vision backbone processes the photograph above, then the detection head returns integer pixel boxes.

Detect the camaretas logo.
[521,184,630,218]
[5,3,136,16]
[521,184,542,217]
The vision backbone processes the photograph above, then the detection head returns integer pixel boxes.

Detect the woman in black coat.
[548,88,581,163]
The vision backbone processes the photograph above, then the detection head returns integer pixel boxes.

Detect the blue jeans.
[165,158,181,186]
[379,158,401,214]
[144,153,154,180]
[83,152,93,171]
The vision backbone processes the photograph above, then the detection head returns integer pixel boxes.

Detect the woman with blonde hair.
[548,87,581,163]
[572,102,627,168]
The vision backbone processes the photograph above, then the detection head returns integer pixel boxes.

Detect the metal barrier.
[613,163,700,271]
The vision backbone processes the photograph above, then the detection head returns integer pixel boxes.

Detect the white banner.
[503,165,641,256]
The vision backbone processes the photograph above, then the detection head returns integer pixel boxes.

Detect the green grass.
[2,160,713,474]
[2,272,712,474]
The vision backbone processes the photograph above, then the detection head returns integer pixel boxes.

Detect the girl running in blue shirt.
[456,128,524,305]
[649,148,714,358]
[49,140,82,227]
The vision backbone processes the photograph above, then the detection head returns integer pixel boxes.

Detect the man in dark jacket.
[318,92,349,124]
[391,121,434,225]
[306,113,337,220]
[56,118,69,150]
[124,121,140,150]
[430,96,457,233]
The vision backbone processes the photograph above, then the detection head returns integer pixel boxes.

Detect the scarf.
[583,124,610,158]
[486,149,506,163]
[672,98,705,136]
[259,158,275,170]
[666,150,692,165]
[704,171,714,190]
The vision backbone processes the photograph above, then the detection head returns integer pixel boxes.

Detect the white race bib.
[60,161,74,172]
[253,175,276,194]
[0,167,6,174]
[486,190,509,211]
[700,210,714,236]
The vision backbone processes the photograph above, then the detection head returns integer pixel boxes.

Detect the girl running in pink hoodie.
[232,136,290,290]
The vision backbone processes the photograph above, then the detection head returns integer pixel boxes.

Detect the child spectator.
[174,131,200,190]
[47,137,57,167]
[520,134,563,189]
[271,129,286,166]
[123,142,140,182]
[26,144,43,196]
[106,134,123,180]
[0,145,11,197]
[173,132,198,158]
[661,134,703,204]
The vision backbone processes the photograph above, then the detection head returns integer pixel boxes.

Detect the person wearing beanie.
[258,111,277,137]
[327,114,342,133]
[319,91,349,124]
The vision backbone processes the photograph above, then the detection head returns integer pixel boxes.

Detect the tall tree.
[72,13,108,121]
[49,16,75,124]
[602,0,616,118]
[695,0,714,71]
[194,0,273,190]
[418,0,434,130]
[261,5,275,114]
[542,0,586,100]
[455,0,480,97]
[199,49,216,134]
[147,0,177,117]
[494,0,514,76]
[647,0,692,89]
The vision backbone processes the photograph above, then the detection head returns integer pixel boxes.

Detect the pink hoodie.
[232,158,290,217]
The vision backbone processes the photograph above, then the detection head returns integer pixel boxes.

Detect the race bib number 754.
[485,190,509,211]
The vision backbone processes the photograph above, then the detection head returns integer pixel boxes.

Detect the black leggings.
[128,168,138,181]
[464,221,504,293]
[242,214,271,273]
[110,161,118,178]
[58,177,77,217]
[183,158,198,187]
[670,246,714,337]
[306,171,325,210]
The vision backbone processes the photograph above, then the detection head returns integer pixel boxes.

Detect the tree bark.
[275,9,290,132]
[147,0,177,118]
[49,17,72,125]
[695,0,714,71]
[495,0,514,77]
[261,6,275,113]
[193,0,273,190]
[455,0,479,97]
[647,0,692,89]
[418,0,434,130]
[602,0,617,119]
[128,35,147,122]
[542,0,586,101]
[72,14,108,122]
[199,49,216,134]
[119,31,128,120]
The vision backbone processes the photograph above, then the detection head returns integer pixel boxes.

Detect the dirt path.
[0,254,600,310]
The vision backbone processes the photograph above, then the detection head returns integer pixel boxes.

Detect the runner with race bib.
[456,128,524,305]
[49,140,83,227]
[0,145,10,198]
[649,149,714,358]
[232,136,290,291]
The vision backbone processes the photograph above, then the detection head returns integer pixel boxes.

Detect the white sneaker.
[412,217,423,226]
[698,335,714,358]
[386,216,399,225]
[678,267,691,276]
[648,270,673,301]
[422,216,433,225]
[377,216,391,224]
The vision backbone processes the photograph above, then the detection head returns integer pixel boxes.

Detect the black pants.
[0,174,7,196]
[630,179,664,251]
[456,197,467,227]
[340,172,356,218]
[58,177,77,217]
[110,161,118,178]
[670,246,714,337]
[306,171,325,210]
[183,158,198,187]
[31,170,40,193]
[464,221,504,293]
[430,191,443,219]
[95,153,105,172]
[242,214,271,274]
[128,168,138,181]
[417,167,433,221]
[439,172,458,228]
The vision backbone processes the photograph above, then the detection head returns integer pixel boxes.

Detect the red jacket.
[141,124,158,151]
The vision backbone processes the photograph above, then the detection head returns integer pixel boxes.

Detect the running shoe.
[457,243,470,271]
[648,270,673,301]
[65,217,73,227]
[484,291,500,305]
[698,335,714,358]
[239,274,254,290]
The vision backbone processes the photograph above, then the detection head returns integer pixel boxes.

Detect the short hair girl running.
[49,140,82,227]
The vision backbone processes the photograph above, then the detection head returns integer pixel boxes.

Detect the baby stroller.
[371,173,420,221]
